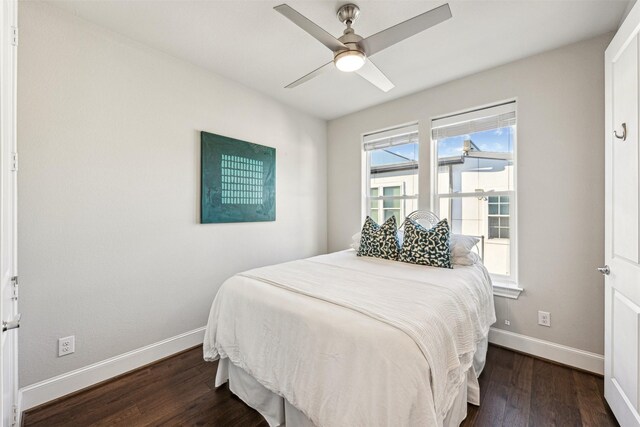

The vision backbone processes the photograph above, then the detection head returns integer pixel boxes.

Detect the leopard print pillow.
[357,216,400,260]
[399,218,452,269]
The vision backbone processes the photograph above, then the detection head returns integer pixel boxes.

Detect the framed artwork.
[200,131,276,223]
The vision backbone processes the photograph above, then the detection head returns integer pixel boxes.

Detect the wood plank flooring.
[23,345,618,426]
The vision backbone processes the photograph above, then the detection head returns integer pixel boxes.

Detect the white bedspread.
[204,250,495,426]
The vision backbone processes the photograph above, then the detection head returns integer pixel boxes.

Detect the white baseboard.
[488,327,604,375]
[19,326,206,414]
[17,326,602,421]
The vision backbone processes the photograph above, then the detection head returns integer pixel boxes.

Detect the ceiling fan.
[274,3,452,92]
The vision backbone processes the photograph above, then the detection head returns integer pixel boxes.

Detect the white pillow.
[450,234,481,265]
[452,250,480,266]
[350,232,361,251]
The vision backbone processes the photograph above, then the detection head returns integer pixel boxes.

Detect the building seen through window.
[433,102,516,279]
[364,125,419,226]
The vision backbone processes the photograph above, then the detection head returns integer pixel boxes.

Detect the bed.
[203,215,496,427]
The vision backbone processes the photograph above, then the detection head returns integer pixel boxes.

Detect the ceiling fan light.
[334,50,366,72]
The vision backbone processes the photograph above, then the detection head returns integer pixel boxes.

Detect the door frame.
[0,0,19,425]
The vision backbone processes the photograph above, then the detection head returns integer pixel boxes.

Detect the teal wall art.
[200,131,276,223]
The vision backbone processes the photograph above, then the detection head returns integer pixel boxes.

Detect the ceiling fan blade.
[285,61,334,88]
[359,3,452,56]
[274,4,347,53]
[355,59,394,92]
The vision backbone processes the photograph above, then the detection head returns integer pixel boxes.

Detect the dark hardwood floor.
[23,345,618,427]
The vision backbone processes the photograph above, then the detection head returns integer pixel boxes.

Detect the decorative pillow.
[399,218,452,268]
[357,216,400,260]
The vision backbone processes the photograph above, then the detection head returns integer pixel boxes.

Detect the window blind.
[431,102,516,140]
[363,124,418,151]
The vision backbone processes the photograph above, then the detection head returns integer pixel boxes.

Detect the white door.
[605,4,640,426]
[0,1,18,426]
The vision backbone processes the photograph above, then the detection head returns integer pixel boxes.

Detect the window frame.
[430,101,518,285]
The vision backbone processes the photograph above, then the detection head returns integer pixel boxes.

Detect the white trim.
[488,327,604,375]
[15,387,21,427]
[492,283,523,299]
[1,1,20,426]
[363,123,419,143]
[15,325,603,420]
[431,103,516,138]
[429,97,518,125]
[437,191,514,199]
[18,326,206,413]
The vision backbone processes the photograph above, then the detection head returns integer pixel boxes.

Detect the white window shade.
[363,124,418,151]
[431,102,516,140]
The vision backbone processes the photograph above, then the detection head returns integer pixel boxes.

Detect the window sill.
[492,281,523,299]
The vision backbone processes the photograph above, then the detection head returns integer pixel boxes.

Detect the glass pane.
[488,204,498,215]
[488,196,499,203]
[499,204,509,215]
[439,196,511,276]
[404,198,418,220]
[370,143,418,198]
[370,188,379,197]
[370,209,379,224]
[384,209,400,222]
[437,165,451,194]
[489,227,499,239]
[383,198,401,209]
[371,142,418,167]
[439,197,485,236]
[436,126,514,194]
[383,186,401,197]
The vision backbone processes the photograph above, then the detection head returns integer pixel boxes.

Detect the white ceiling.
[46,0,629,120]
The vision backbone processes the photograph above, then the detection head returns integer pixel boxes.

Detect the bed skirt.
[213,334,489,427]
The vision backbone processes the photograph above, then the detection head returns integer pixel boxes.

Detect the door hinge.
[11,404,18,425]
[11,276,18,301]
[10,152,17,172]
[11,26,18,47]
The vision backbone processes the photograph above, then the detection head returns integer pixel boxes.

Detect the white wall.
[328,34,611,355]
[18,2,327,387]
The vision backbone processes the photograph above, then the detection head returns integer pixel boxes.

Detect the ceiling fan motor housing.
[337,4,360,25]
[335,4,366,64]
[336,31,364,54]
[334,30,365,71]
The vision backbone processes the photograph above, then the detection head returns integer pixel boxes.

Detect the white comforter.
[204,250,495,427]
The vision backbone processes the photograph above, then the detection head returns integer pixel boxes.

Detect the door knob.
[2,313,21,332]
[597,265,610,275]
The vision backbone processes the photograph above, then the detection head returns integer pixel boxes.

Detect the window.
[488,196,510,239]
[364,124,419,226]
[432,102,516,280]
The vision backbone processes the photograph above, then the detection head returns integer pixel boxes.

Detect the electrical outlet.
[504,320,511,326]
[538,311,551,327]
[58,336,75,357]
